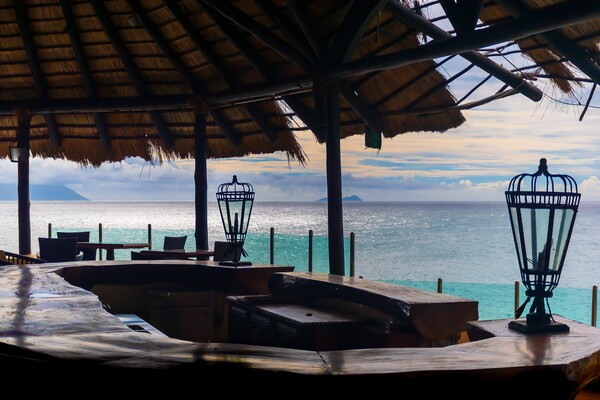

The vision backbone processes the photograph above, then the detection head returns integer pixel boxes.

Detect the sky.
[1,58,600,203]
[1,89,599,203]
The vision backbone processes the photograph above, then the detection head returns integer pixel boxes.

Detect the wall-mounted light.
[9,142,28,163]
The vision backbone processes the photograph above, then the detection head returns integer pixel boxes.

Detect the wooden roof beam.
[127,0,241,146]
[439,0,485,35]
[90,0,175,148]
[304,0,388,137]
[13,0,61,147]
[339,85,384,134]
[494,0,600,87]
[254,0,318,65]
[328,0,600,85]
[286,0,326,62]
[385,0,541,102]
[373,55,457,108]
[60,0,111,150]
[0,96,191,115]
[164,0,274,143]
[201,0,309,68]
[328,0,389,64]
[202,4,324,141]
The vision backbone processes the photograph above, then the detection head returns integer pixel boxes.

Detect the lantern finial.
[536,158,548,176]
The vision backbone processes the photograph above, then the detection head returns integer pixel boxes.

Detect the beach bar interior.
[1,0,600,398]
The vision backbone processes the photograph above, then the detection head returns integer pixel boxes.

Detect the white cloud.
[580,176,600,201]
[1,87,600,202]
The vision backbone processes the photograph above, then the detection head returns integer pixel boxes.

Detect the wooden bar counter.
[0,262,598,399]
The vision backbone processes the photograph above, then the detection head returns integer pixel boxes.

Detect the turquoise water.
[0,200,597,325]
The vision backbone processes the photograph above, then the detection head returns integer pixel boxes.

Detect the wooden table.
[76,242,150,260]
[140,249,215,260]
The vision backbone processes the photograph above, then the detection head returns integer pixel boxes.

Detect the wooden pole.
[325,87,345,276]
[194,103,209,251]
[147,224,152,250]
[350,232,355,277]
[47,223,52,238]
[98,223,103,260]
[308,229,313,272]
[514,281,520,317]
[270,227,274,265]
[437,278,443,293]
[15,107,31,255]
[592,285,598,327]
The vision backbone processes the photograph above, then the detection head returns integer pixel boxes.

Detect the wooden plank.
[251,303,367,325]
[269,272,479,341]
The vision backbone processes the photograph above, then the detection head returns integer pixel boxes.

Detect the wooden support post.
[270,227,274,265]
[514,281,520,317]
[48,223,52,238]
[350,232,355,277]
[148,224,152,251]
[592,285,598,327]
[437,278,443,293]
[324,87,345,276]
[15,107,31,255]
[308,229,313,272]
[98,223,103,260]
[193,102,209,251]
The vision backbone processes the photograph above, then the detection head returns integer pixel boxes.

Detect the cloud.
[580,176,600,200]
[1,85,600,203]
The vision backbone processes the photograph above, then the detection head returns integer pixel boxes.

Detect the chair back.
[163,235,187,250]
[38,237,79,262]
[213,241,243,262]
[56,231,96,260]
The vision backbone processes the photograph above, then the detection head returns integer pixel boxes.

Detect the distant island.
[0,184,88,201]
[317,195,363,202]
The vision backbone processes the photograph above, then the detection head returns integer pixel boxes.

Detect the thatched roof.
[0,0,598,166]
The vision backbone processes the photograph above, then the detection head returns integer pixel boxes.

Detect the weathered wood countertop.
[268,272,479,341]
[0,262,598,399]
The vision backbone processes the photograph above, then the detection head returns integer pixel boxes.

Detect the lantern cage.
[216,175,255,266]
[505,158,580,333]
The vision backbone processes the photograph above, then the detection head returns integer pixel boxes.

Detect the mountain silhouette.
[317,195,363,202]
[0,184,88,201]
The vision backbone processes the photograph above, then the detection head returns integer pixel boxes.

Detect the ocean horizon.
[1,200,598,325]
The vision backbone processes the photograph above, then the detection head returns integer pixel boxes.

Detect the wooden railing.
[3,251,46,265]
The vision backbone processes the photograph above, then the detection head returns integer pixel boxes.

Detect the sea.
[1,200,599,326]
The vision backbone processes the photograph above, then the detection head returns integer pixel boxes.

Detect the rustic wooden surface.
[0,263,599,398]
[269,272,479,340]
[247,303,367,325]
[55,260,294,293]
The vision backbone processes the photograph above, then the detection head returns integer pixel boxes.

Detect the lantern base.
[508,319,570,334]
[218,260,252,267]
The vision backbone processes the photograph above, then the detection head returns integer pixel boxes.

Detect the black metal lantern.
[505,158,580,333]
[216,175,254,266]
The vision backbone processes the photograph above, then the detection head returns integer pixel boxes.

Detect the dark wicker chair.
[57,231,96,260]
[163,235,187,251]
[38,237,82,262]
